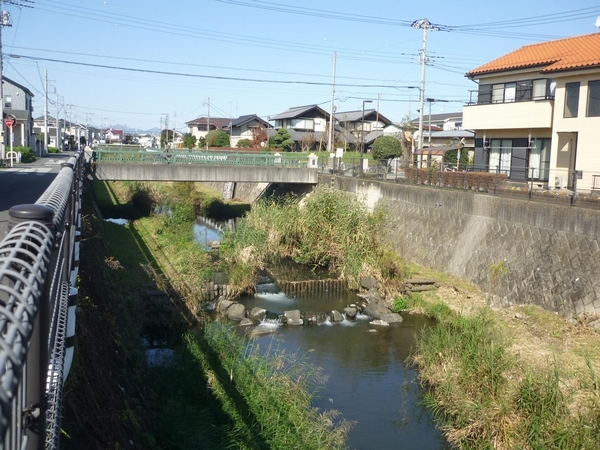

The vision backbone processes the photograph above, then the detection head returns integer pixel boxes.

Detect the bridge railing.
[0,150,84,449]
[92,149,310,168]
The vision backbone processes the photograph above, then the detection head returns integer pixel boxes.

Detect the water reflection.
[104,218,129,225]
[193,217,233,249]
[239,290,449,450]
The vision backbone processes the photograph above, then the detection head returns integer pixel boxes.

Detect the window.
[564,82,580,118]
[489,139,512,175]
[516,80,532,101]
[477,84,492,104]
[504,82,516,102]
[586,80,600,117]
[532,79,547,100]
[4,95,11,108]
[492,84,504,103]
[529,138,550,181]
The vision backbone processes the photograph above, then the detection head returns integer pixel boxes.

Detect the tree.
[271,128,295,152]
[397,115,415,168]
[206,130,230,147]
[301,133,316,152]
[372,135,402,168]
[252,125,268,148]
[183,133,197,149]
[160,129,174,148]
[443,139,470,169]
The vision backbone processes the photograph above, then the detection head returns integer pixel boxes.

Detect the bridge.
[0,151,83,449]
[89,148,320,184]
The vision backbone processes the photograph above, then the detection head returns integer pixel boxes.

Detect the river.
[238,286,449,450]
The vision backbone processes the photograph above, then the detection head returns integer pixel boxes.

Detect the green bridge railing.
[92,148,310,168]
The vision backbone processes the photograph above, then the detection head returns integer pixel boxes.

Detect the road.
[0,151,76,238]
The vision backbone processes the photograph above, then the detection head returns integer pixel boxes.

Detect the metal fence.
[0,150,84,449]
[93,148,310,168]
[317,156,600,207]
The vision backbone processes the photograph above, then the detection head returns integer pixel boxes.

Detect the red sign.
[4,117,15,128]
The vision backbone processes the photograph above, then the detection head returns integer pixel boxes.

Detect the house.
[463,32,600,191]
[104,127,124,144]
[409,112,464,132]
[270,105,330,151]
[335,109,393,150]
[230,114,270,148]
[185,116,231,142]
[2,76,35,156]
[33,115,62,150]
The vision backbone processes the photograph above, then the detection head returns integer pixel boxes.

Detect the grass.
[406,271,600,449]
[83,180,352,449]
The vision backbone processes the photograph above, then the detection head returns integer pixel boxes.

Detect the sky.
[1,0,599,132]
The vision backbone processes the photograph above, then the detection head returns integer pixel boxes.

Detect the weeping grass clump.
[219,186,401,292]
[160,322,352,450]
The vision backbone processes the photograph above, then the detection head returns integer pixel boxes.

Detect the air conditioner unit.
[555,176,568,188]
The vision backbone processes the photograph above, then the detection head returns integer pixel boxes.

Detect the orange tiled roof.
[466,33,600,77]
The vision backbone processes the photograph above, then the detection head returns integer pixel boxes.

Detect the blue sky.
[2,0,599,132]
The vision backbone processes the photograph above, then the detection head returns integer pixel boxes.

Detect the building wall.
[322,175,600,318]
[550,72,600,192]
[3,83,29,110]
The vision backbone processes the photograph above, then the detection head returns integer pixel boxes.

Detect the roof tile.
[467,33,600,76]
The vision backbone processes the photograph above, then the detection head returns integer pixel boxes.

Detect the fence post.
[571,170,578,206]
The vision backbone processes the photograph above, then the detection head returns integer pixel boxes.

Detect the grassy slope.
[404,265,600,449]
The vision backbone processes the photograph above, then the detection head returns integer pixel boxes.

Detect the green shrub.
[236,138,252,148]
[14,146,35,163]
[47,146,60,153]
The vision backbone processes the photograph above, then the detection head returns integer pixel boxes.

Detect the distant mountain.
[111,124,161,135]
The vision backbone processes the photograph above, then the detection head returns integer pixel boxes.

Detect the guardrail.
[0,150,83,449]
[93,149,311,168]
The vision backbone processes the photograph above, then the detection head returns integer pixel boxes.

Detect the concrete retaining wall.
[323,176,600,317]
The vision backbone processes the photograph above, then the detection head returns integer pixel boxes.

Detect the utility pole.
[411,18,438,168]
[206,97,210,150]
[44,69,48,156]
[327,51,336,155]
[0,7,11,160]
[159,116,163,148]
[56,91,60,149]
[165,113,169,149]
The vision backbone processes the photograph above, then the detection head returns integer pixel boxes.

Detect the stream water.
[120,217,449,449]
[239,284,449,450]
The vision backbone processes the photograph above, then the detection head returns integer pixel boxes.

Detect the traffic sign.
[4,115,16,128]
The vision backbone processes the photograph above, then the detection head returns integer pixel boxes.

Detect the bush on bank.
[219,186,407,294]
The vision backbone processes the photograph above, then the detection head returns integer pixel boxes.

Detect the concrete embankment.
[323,175,600,317]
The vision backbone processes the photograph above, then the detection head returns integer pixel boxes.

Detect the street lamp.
[360,100,372,174]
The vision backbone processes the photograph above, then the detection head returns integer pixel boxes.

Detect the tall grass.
[158,322,351,450]
[219,186,402,291]
[411,304,600,449]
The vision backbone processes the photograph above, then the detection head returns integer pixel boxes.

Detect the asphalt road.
[0,151,77,238]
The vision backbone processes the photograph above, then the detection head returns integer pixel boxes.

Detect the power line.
[8,53,422,89]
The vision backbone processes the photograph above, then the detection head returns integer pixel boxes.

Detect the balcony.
[463,100,553,130]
